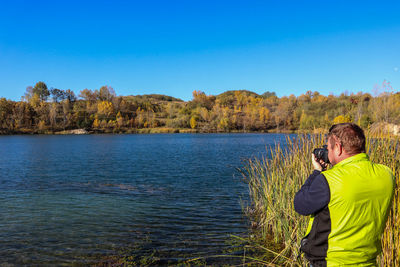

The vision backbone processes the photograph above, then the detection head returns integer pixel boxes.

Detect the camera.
[313,145,330,164]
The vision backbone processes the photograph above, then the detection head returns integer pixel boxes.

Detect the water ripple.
[0,133,289,264]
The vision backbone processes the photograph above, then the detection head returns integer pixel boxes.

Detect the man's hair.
[327,123,366,155]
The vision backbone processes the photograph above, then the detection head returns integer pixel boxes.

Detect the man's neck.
[333,152,359,166]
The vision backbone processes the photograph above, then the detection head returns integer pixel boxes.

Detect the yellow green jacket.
[301,153,394,266]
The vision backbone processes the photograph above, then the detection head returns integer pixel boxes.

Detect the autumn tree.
[191,90,215,110]
[23,86,34,102]
[12,101,34,129]
[79,89,97,103]
[0,98,13,129]
[92,115,100,129]
[97,101,114,118]
[190,116,198,129]
[49,103,58,128]
[98,86,116,102]
[116,112,124,128]
[62,100,72,129]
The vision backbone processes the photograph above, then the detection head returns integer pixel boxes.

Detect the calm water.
[0,133,289,265]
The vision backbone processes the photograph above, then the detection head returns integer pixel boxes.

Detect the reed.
[241,133,400,266]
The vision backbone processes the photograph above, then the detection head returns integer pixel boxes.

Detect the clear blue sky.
[0,0,399,101]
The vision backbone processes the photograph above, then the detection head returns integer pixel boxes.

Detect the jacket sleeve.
[294,170,330,216]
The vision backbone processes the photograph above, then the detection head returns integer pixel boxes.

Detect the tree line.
[0,81,399,134]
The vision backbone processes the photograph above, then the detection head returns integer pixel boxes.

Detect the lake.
[0,133,289,265]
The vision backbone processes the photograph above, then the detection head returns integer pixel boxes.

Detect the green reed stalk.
[241,133,399,266]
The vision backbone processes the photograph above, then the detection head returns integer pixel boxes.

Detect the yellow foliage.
[259,107,270,123]
[333,115,352,124]
[192,90,205,100]
[92,118,100,128]
[116,112,124,128]
[234,105,241,113]
[218,118,229,131]
[97,101,113,116]
[199,107,209,122]
[222,106,230,117]
[100,120,107,128]
[38,120,46,131]
[29,93,41,107]
[232,114,238,125]
[235,91,247,107]
[190,116,197,129]
[107,120,116,128]
[250,96,261,107]
[324,113,330,128]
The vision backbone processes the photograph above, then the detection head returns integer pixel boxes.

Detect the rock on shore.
[370,122,400,136]
[55,129,89,135]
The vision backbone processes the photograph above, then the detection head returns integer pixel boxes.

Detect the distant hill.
[1,82,398,135]
[216,90,260,99]
[126,94,183,102]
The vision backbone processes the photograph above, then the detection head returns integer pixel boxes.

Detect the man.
[294,123,395,266]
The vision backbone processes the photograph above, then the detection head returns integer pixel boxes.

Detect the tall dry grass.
[241,133,399,266]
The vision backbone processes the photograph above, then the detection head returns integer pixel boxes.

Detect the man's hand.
[312,153,327,171]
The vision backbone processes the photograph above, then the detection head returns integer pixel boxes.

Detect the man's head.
[326,123,366,166]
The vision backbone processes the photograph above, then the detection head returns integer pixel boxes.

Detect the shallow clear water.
[0,133,289,265]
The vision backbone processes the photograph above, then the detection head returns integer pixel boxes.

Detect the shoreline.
[1,127,398,137]
[0,127,298,135]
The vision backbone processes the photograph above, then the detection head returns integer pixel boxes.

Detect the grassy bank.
[241,134,399,266]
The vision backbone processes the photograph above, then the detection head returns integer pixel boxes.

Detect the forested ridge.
[0,81,399,134]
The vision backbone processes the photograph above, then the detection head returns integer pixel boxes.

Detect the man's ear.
[335,142,343,156]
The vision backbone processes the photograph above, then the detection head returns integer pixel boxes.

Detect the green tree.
[65,89,77,102]
[299,110,314,130]
[50,88,66,103]
[261,91,276,98]
[33,81,50,102]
